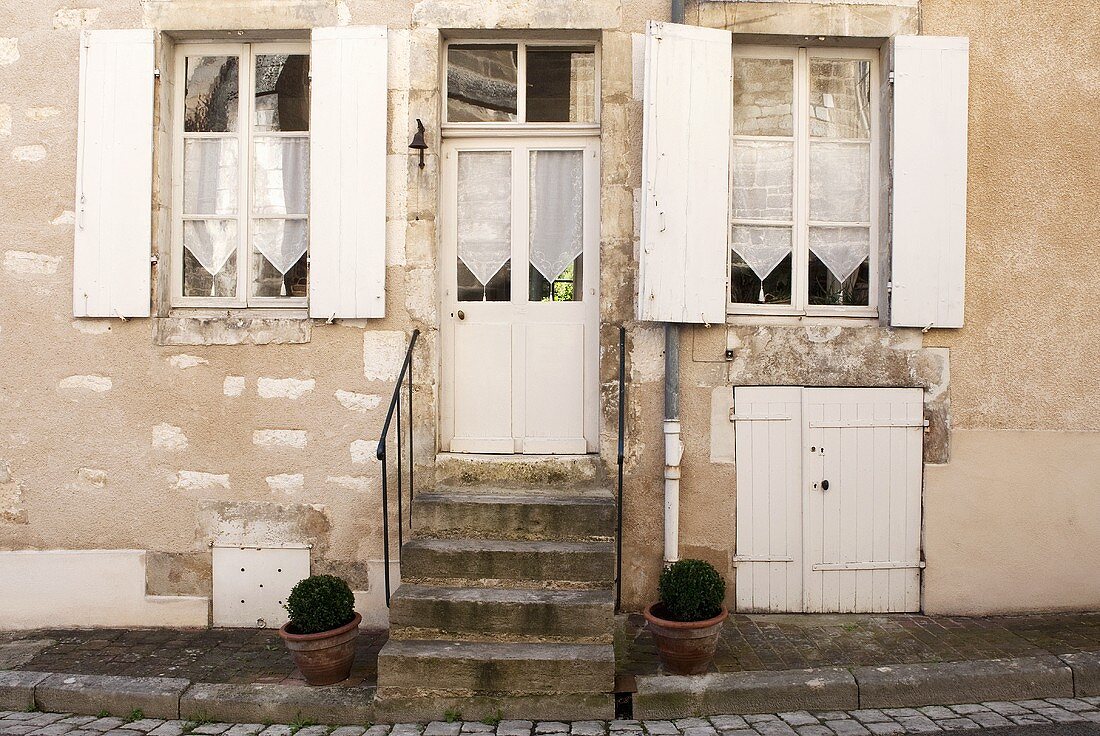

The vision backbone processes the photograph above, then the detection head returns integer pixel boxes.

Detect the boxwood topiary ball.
[657,558,726,622]
[284,574,356,635]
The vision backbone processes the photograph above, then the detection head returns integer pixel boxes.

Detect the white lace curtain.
[457,151,512,285]
[529,150,583,283]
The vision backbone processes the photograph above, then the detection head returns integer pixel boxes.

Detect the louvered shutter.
[637,21,732,324]
[73,29,154,318]
[890,36,969,328]
[309,26,388,319]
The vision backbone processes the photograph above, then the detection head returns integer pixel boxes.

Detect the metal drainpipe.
[663,323,683,564]
[663,0,686,566]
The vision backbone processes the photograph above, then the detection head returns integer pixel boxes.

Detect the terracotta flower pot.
[644,603,728,675]
[279,612,361,685]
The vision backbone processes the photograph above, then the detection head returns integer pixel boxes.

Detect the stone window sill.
[154,311,312,345]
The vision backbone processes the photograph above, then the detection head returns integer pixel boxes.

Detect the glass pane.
[459,259,510,302]
[730,225,793,302]
[732,140,793,221]
[809,141,870,222]
[457,151,512,301]
[253,138,309,215]
[183,139,238,215]
[809,229,870,306]
[251,219,308,297]
[529,149,583,300]
[254,54,310,132]
[733,58,794,137]
[447,45,518,122]
[810,59,872,139]
[182,220,237,297]
[184,56,240,132]
[808,226,870,293]
[530,256,582,302]
[526,47,596,123]
[731,251,791,306]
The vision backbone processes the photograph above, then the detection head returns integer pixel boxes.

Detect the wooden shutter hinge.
[153,68,161,79]
[150,254,158,265]
[888,71,896,84]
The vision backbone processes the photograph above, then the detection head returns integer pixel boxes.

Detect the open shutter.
[73,29,154,318]
[309,26,388,319]
[637,21,731,324]
[890,36,969,328]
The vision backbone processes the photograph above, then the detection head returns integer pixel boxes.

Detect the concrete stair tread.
[405,537,612,554]
[380,638,613,662]
[392,584,613,605]
[418,490,615,503]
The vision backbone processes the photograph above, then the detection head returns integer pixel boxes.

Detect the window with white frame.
[173,42,310,308]
[729,47,878,316]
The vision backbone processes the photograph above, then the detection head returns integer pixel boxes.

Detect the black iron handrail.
[616,324,626,612]
[376,328,420,607]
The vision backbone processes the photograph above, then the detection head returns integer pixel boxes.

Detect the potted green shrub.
[279,574,361,685]
[643,559,728,675]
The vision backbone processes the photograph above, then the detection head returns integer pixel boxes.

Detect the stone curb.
[853,655,1074,708]
[36,674,191,720]
[0,652,1093,722]
[634,667,858,719]
[180,683,376,725]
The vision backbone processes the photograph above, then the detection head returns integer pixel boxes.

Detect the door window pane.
[457,151,512,301]
[526,47,596,123]
[733,58,794,136]
[529,150,583,301]
[254,54,310,132]
[183,139,238,215]
[810,59,872,139]
[184,56,240,132]
[447,45,519,122]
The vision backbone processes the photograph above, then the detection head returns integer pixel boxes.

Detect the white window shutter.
[890,36,969,329]
[637,21,732,324]
[73,29,154,318]
[309,26,388,319]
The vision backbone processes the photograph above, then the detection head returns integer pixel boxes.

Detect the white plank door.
[637,21,731,324]
[73,29,155,318]
[802,388,924,613]
[733,387,804,613]
[441,138,600,454]
[734,387,924,613]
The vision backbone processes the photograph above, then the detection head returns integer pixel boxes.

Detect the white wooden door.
[734,387,924,613]
[441,137,600,454]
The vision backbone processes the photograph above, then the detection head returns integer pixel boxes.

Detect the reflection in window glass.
[185,56,240,132]
[459,259,511,302]
[457,151,512,301]
[254,54,310,132]
[810,59,871,139]
[529,150,583,301]
[447,45,519,122]
[526,47,596,123]
[733,58,793,136]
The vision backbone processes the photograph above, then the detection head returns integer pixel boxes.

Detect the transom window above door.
[444,41,598,125]
[172,42,310,308]
[730,47,879,317]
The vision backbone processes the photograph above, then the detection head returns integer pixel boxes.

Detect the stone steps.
[435,453,605,488]
[376,639,615,695]
[388,584,614,640]
[400,538,615,584]
[413,490,616,541]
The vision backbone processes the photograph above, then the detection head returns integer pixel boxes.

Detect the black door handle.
[821,480,830,491]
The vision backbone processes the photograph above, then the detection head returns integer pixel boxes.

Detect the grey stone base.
[180,683,376,724]
[36,674,190,720]
[373,692,615,722]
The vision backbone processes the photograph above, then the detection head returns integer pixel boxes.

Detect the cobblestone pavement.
[6,699,1100,736]
[0,628,387,686]
[617,612,1100,676]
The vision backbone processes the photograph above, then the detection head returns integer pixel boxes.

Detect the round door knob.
[457,310,465,320]
[821,480,830,491]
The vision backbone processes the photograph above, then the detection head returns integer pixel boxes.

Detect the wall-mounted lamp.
[409,119,428,169]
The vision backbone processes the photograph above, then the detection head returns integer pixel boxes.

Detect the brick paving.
[4,699,1100,735]
[0,628,387,687]
[616,612,1100,677]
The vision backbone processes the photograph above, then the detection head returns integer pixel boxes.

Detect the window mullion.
[795,47,810,314]
[517,42,527,123]
[240,42,253,307]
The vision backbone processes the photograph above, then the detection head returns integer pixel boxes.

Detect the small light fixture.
[409,118,428,169]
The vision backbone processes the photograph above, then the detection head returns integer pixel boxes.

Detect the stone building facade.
[0,0,1097,630]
